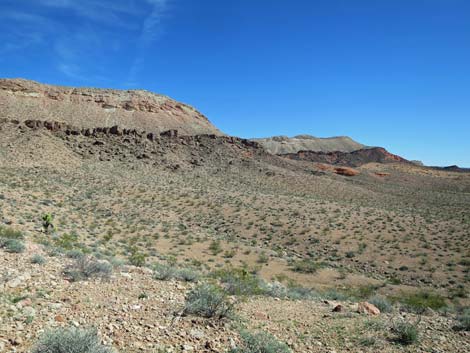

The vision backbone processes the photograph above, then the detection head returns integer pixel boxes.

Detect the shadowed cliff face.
[281,147,410,167]
[0,78,222,136]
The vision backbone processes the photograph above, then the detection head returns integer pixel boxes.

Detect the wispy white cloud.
[127,0,169,86]
[1,0,172,85]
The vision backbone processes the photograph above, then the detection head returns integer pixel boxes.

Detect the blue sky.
[1,0,469,166]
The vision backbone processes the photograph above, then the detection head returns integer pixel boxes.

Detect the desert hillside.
[0,114,469,352]
[252,135,367,154]
[0,79,222,136]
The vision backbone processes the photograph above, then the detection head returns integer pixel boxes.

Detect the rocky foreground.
[0,240,468,353]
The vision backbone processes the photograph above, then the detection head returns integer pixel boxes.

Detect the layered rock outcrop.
[0,79,222,135]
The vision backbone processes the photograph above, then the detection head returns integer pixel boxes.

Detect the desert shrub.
[54,233,78,250]
[128,248,146,267]
[456,308,470,331]
[213,268,265,296]
[359,336,377,347]
[47,246,64,257]
[399,291,447,313]
[31,254,46,265]
[63,256,112,282]
[285,285,317,300]
[1,238,25,253]
[290,259,323,274]
[66,249,85,259]
[209,240,222,255]
[261,281,287,298]
[257,252,269,264]
[0,226,24,239]
[175,267,200,282]
[183,283,233,319]
[391,319,419,345]
[153,263,177,280]
[368,295,393,313]
[229,330,291,353]
[32,327,114,353]
[322,289,351,301]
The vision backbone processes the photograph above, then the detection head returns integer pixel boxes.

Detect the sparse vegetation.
[63,256,112,282]
[32,327,114,353]
[455,308,470,331]
[229,330,291,353]
[183,283,233,319]
[31,254,46,264]
[1,238,25,253]
[391,318,420,345]
[398,291,447,313]
[368,295,393,313]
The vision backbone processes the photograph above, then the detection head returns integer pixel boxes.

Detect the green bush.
[368,295,393,313]
[229,330,291,353]
[285,285,316,300]
[290,259,323,274]
[399,291,447,313]
[1,238,25,253]
[54,233,78,250]
[153,263,177,280]
[128,248,146,267]
[456,308,470,331]
[213,268,265,296]
[391,319,419,345]
[209,240,222,255]
[184,283,233,319]
[66,249,85,259]
[63,256,112,282]
[31,254,46,265]
[32,327,115,353]
[0,226,24,239]
[175,267,200,282]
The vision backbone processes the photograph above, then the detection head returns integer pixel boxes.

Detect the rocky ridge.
[252,135,367,154]
[282,147,410,168]
[0,79,222,135]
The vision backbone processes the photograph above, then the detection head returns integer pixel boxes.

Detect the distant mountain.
[252,135,367,154]
[0,78,222,135]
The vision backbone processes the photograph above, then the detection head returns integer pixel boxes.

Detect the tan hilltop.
[0,78,222,135]
[252,135,367,154]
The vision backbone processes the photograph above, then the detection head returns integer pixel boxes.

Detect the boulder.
[357,302,380,315]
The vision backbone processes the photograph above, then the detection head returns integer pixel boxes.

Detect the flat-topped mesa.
[251,134,367,154]
[0,78,223,136]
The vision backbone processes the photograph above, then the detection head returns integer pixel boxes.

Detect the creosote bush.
[399,291,447,313]
[391,319,419,345]
[1,238,25,253]
[0,226,24,239]
[153,263,177,280]
[368,295,393,313]
[0,226,25,253]
[32,327,115,353]
[456,308,470,331]
[184,283,233,319]
[213,268,265,296]
[229,330,291,353]
[290,259,323,274]
[31,254,46,265]
[63,256,112,282]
